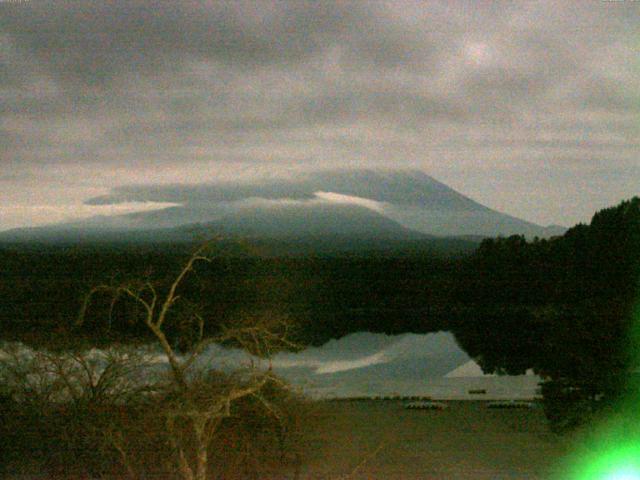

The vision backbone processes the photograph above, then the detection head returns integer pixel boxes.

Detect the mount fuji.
[0,169,565,247]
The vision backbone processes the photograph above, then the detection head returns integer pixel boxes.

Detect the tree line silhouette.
[452,197,640,429]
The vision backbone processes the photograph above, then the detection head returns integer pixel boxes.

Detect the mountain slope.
[84,168,564,238]
[0,169,565,242]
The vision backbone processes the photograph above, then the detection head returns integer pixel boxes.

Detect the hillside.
[0,169,564,244]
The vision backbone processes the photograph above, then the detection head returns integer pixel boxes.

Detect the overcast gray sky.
[1,0,638,230]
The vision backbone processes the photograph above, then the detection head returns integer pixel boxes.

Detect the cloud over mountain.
[77,169,563,238]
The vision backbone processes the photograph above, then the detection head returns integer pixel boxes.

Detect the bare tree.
[77,240,301,480]
[0,344,153,477]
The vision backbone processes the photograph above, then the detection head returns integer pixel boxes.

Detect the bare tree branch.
[73,238,302,480]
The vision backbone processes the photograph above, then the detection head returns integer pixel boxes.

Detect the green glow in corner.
[558,299,640,480]
[606,470,640,480]
[566,442,640,479]
[557,411,640,479]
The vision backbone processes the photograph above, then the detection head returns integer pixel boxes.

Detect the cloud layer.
[1,0,638,228]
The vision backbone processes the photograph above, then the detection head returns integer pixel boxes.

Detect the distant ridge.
[0,169,565,245]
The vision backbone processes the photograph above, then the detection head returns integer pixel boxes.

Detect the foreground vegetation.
[0,352,307,479]
[1,244,308,479]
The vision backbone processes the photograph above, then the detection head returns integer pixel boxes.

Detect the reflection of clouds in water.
[0,332,471,397]
[1,332,445,373]
[315,351,389,374]
[271,331,462,374]
[273,350,389,375]
[0,333,540,399]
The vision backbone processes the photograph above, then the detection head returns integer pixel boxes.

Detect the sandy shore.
[295,400,572,480]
